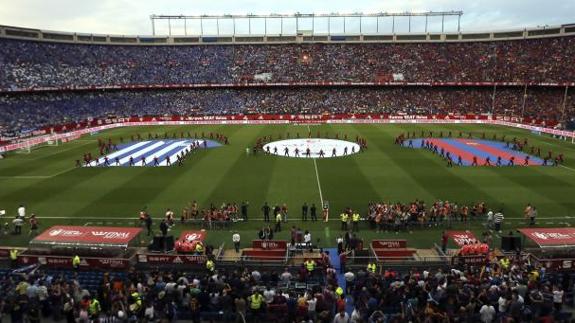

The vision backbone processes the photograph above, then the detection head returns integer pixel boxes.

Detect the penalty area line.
[307,125,325,207]
[0,166,79,180]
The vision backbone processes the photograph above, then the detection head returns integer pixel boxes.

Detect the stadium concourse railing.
[1,116,574,154]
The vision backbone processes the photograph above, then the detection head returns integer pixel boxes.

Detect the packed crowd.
[1,248,572,322]
[1,86,572,137]
[1,36,575,89]
[365,200,491,232]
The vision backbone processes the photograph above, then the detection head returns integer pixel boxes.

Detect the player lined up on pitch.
[252,132,368,156]
[396,130,565,167]
[77,140,203,167]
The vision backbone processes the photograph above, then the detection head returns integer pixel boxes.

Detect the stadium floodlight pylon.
[150,11,464,36]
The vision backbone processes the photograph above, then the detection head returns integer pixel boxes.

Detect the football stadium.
[1,2,575,322]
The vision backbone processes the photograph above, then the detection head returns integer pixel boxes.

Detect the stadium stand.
[1,23,575,322]
[1,30,575,138]
[2,257,574,322]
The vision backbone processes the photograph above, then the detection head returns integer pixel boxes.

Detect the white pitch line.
[560,165,575,172]
[0,165,78,179]
[307,125,324,206]
[0,175,51,179]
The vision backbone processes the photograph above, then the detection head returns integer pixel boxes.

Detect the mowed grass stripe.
[445,124,575,213]
[149,125,271,212]
[0,166,106,217]
[373,124,510,208]
[359,124,442,201]
[0,140,95,177]
[400,124,575,218]
[67,125,236,218]
[264,125,320,214]
[317,124,391,213]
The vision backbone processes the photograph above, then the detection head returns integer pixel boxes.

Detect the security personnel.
[499,257,510,270]
[305,259,316,275]
[206,258,215,272]
[352,213,360,232]
[335,286,344,297]
[72,255,81,270]
[250,290,264,318]
[195,241,204,255]
[88,297,101,320]
[9,248,18,268]
[131,292,142,312]
[367,262,377,274]
[274,212,282,232]
[340,212,349,231]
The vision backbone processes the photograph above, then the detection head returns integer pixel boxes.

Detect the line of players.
[252,132,368,156]
[125,132,229,145]
[396,131,565,167]
[77,140,204,167]
[266,145,357,158]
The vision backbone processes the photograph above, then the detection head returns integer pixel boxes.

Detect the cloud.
[0,0,572,35]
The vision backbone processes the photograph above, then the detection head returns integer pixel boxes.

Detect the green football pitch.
[1,123,574,249]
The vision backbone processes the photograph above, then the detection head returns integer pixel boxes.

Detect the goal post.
[14,138,60,154]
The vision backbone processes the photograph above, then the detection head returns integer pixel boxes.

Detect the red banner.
[519,228,575,247]
[447,231,478,247]
[371,240,407,249]
[32,226,142,246]
[137,254,206,265]
[252,240,288,250]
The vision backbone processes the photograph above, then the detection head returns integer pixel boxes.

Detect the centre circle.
[262,138,361,158]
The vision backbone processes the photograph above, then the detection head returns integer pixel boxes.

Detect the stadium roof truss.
[149,11,464,36]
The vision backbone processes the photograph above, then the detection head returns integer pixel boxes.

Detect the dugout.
[28,225,143,257]
[518,228,575,271]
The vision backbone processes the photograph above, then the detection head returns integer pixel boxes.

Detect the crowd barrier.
[1,117,573,153]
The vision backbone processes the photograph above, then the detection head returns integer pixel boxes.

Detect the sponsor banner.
[533,258,575,270]
[137,254,206,265]
[453,254,487,265]
[32,226,142,245]
[252,240,288,250]
[518,228,575,247]
[447,231,478,247]
[371,240,407,249]
[18,255,130,269]
[2,116,572,153]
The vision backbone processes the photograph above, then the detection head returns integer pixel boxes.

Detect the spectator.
[232,231,241,253]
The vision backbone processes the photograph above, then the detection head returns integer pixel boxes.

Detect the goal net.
[15,139,60,154]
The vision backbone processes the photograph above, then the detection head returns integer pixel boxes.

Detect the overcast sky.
[0,0,573,36]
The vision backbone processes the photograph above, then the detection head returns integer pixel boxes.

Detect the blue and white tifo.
[84,140,221,167]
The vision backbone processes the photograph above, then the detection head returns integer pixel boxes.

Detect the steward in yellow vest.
[367,262,377,274]
[88,298,101,318]
[206,259,215,272]
[72,255,81,270]
[305,259,316,273]
[352,213,360,232]
[9,249,18,268]
[340,213,349,231]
